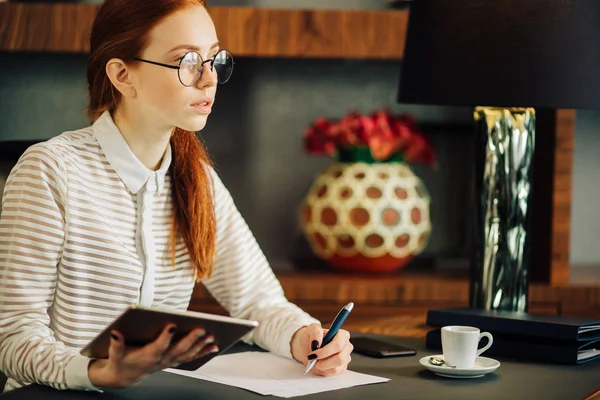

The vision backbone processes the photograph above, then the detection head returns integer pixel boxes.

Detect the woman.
[0,0,352,392]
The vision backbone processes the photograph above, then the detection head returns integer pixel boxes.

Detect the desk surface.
[3,336,599,400]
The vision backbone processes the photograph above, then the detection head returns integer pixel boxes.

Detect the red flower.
[303,109,435,166]
[303,118,337,155]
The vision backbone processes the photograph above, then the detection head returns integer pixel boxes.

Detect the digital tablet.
[80,305,259,371]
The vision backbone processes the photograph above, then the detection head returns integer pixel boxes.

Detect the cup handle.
[477,332,493,356]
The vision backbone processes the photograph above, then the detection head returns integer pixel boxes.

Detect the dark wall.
[0,53,478,267]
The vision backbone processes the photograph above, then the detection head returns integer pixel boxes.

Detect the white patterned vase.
[299,160,431,273]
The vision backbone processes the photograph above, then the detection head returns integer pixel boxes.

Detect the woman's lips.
[191,101,212,114]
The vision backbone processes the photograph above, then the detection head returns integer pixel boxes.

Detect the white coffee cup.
[441,326,493,368]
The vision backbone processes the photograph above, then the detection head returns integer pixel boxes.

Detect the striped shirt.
[0,111,319,393]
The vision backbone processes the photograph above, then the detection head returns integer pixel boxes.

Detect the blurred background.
[1,0,600,275]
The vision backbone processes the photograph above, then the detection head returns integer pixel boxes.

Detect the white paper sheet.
[165,351,390,398]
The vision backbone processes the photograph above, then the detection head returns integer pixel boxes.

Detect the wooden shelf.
[0,3,408,59]
[189,266,600,337]
[530,109,576,285]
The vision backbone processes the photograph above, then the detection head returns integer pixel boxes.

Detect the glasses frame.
[134,49,234,86]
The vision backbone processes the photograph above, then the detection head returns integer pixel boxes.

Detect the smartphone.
[351,337,417,358]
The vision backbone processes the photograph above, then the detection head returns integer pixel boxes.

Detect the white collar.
[92,110,172,195]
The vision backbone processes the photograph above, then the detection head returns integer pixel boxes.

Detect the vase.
[299,148,432,273]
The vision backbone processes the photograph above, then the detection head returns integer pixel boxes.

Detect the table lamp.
[397,0,600,311]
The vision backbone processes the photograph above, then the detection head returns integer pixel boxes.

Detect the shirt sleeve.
[202,168,321,360]
[0,144,100,392]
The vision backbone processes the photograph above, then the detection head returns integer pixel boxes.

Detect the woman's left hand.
[290,323,353,376]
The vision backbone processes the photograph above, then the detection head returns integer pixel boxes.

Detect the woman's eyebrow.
[168,42,220,53]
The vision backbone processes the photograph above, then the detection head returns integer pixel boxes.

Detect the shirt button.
[147,179,156,192]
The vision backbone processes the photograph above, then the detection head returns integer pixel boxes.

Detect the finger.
[196,343,219,358]
[166,341,219,369]
[108,330,125,363]
[164,328,206,360]
[308,329,350,361]
[314,342,353,371]
[306,324,324,353]
[188,335,218,359]
[168,334,216,366]
[315,364,348,377]
[143,323,177,361]
[189,341,219,362]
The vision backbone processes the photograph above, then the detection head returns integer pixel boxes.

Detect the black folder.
[425,328,600,365]
[425,307,600,365]
[426,307,600,342]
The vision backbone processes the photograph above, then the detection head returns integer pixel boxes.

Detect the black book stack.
[425,307,600,365]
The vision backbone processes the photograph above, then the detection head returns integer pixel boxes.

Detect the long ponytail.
[170,128,216,279]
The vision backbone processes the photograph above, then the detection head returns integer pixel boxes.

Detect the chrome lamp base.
[470,107,536,312]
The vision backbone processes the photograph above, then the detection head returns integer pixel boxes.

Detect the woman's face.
[132,6,219,132]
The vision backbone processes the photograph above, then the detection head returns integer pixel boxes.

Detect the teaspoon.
[429,356,456,368]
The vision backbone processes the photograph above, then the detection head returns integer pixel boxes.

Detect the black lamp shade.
[397,0,600,109]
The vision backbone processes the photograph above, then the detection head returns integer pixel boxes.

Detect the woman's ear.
[106,58,137,98]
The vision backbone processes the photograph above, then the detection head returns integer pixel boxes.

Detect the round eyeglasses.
[134,49,234,86]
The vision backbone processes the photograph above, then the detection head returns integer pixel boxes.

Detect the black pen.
[304,302,354,374]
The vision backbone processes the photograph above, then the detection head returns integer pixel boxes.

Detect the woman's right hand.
[88,323,218,388]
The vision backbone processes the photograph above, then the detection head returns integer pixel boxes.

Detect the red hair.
[87,0,216,280]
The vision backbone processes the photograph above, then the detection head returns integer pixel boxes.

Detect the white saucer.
[419,355,501,379]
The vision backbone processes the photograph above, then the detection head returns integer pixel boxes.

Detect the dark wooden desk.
[3,336,600,400]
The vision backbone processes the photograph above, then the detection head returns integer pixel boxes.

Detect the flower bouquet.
[303,109,435,165]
